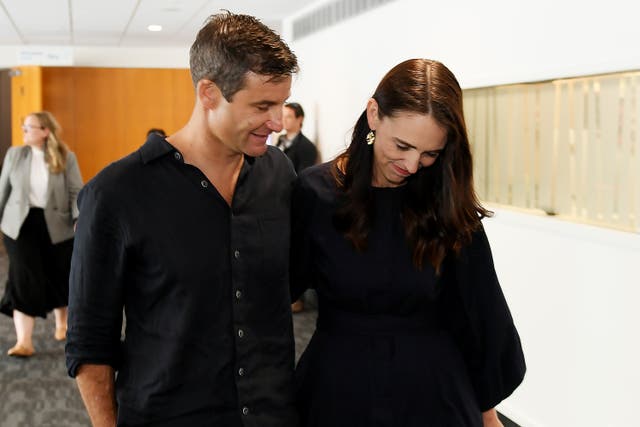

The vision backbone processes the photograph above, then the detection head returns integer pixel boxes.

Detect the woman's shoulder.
[4,145,29,163]
[6,145,28,155]
[297,162,336,193]
[65,149,78,161]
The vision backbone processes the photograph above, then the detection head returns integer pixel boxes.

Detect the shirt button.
[242,406,249,416]
[238,367,245,376]
[238,329,244,338]
[201,180,208,188]
[174,152,181,160]
[235,290,242,300]
[234,250,240,259]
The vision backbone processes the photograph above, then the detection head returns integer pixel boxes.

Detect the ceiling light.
[147,25,163,32]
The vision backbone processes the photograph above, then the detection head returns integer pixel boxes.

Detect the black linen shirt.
[66,135,298,427]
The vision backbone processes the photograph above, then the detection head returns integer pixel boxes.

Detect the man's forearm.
[76,364,117,427]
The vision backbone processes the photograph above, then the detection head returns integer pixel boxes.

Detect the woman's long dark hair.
[332,58,491,273]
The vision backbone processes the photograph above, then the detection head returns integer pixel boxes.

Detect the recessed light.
[147,25,163,32]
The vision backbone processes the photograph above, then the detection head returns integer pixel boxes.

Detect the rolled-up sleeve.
[65,182,126,377]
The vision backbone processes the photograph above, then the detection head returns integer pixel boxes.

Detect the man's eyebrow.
[251,100,279,107]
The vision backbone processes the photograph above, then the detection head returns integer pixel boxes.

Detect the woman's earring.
[366,130,376,145]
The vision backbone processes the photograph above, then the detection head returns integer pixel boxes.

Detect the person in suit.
[146,128,166,138]
[278,102,318,313]
[0,111,83,357]
[277,102,318,174]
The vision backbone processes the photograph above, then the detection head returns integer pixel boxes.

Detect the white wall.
[484,208,640,426]
[283,0,640,425]
[283,0,640,161]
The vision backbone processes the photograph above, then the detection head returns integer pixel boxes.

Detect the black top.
[291,163,525,427]
[66,135,298,427]
[277,132,318,173]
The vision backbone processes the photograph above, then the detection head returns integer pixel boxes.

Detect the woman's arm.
[65,151,84,222]
[0,147,17,217]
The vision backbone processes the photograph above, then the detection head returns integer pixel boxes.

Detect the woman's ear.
[365,98,380,131]
[197,80,222,110]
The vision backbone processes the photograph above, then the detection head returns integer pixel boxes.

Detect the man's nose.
[267,107,283,132]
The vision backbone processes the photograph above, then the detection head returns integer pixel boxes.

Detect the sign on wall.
[16,46,73,66]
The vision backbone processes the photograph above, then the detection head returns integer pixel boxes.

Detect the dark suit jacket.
[277,132,318,173]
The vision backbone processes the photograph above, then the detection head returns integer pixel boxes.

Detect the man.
[277,102,318,313]
[277,102,318,174]
[66,12,299,427]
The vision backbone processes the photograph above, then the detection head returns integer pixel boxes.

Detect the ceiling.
[0,0,319,47]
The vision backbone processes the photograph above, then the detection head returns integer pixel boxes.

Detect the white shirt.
[277,132,299,151]
[29,146,49,208]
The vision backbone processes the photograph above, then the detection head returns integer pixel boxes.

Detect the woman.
[291,59,525,426]
[0,111,83,357]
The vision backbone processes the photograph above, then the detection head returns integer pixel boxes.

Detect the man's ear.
[365,98,379,130]
[197,79,222,110]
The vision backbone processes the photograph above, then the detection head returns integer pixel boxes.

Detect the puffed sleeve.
[289,172,317,302]
[65,181,126,377]
[439,224,526,411]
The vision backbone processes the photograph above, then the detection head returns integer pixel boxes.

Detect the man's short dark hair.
[189,11,299,101]
[284,102,304,119]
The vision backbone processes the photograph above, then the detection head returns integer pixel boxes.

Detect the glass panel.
[463,71,640,233]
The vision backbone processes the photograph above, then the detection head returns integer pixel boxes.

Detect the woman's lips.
[392,164,410,177]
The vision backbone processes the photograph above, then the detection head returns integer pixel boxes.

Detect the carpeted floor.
[0,243,318,427]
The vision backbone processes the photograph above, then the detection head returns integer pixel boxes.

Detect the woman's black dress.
[291,163,525,427]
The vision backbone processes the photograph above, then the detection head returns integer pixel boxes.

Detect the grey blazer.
[0,145,83,244]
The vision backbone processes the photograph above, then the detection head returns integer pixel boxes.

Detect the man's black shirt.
[66,135,298,427]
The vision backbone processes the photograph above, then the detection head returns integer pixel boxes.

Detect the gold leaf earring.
[366,130,375,145]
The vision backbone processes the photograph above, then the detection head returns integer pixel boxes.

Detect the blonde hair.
[30,111,69,174]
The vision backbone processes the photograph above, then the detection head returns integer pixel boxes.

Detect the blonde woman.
[0,111,83,357]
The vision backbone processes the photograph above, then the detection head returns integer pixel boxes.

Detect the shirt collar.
[139,132,259,176]
[139,134,174,164]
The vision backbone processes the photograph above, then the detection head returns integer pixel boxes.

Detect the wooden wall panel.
[41,67,75,151]
[11,66,42,147]
[41,67,194,181]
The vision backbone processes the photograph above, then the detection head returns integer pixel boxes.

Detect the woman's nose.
[405,153,421,174]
